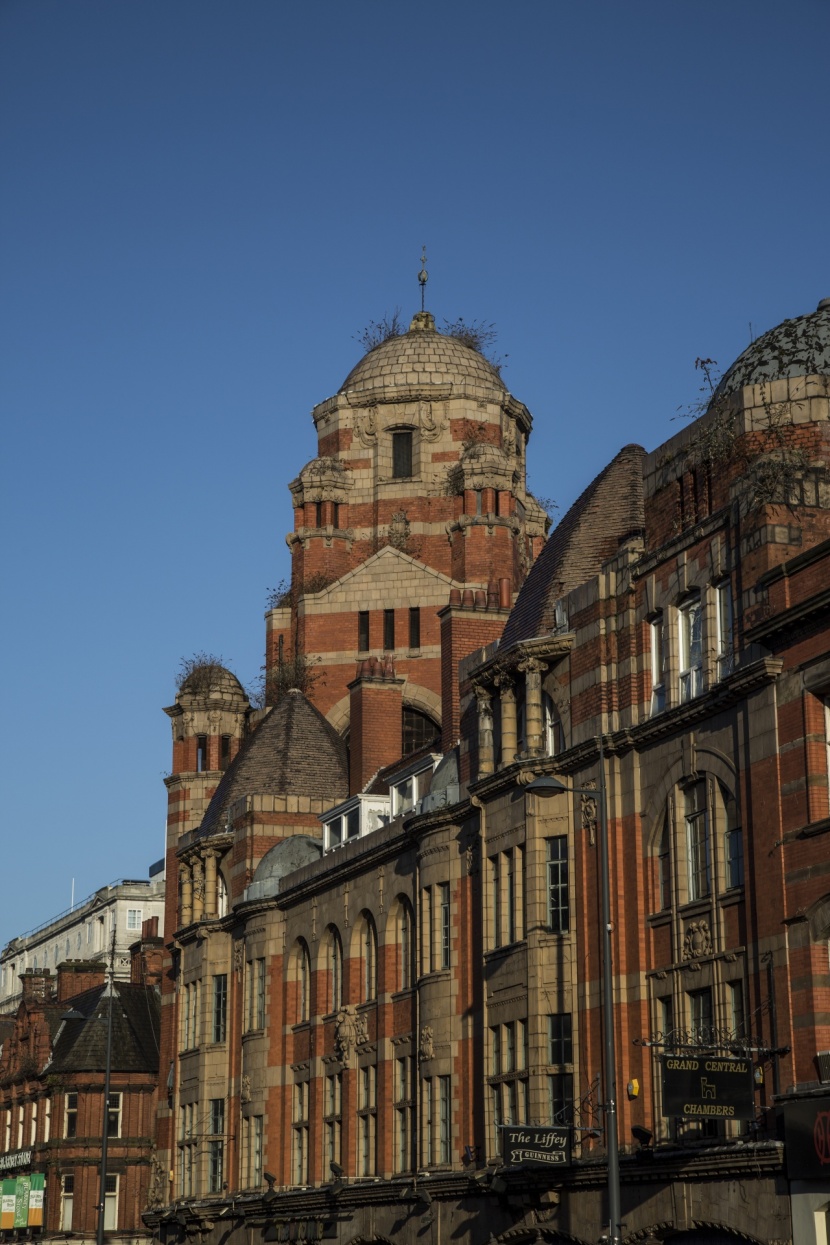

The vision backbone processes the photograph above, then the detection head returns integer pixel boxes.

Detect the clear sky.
[1,0,828,949]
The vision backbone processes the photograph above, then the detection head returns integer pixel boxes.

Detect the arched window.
[327,928,343,1014]
[362,914,378,1002]
[402,708,439,757]
[297,941,311,1023]
[398,899,415,991]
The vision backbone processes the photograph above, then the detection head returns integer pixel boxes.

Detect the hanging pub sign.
[502,1125,571,1168]
[782,1096,830,1180]
[661,1054,755,1119]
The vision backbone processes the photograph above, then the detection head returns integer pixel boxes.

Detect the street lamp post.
[527,736,621,1245]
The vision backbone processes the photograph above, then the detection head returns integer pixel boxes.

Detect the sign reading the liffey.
[502,1125,571,1168]
[661,1055,755,1119]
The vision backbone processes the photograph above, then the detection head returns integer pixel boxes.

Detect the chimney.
[20,968,54,1005]
[57,961,107,1003]
[130,919,164,987]
[439,584,510,752]
[348,658,404,794]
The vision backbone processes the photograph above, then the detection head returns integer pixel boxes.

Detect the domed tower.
[267,309,548,753]
[162,663,250,939]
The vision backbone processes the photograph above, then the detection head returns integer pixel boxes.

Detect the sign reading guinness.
[660,1055,755,1119]
[502,1125,571,1168]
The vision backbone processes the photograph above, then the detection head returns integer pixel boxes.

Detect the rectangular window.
[392,429,413,479]
[728,981,746,1040]
[44,1096,51,1142]
[255,958,266,1029]
[689,987,713,1044]
[679,596,703,702]
[548,1072,574,1124]
[439,882,451,969]
[293,1082,309,1185]
[716,581,734,679]
[438,1076,451,1164]
[208,1099,224,1193]
[104,1174,118,1231]
[650,614,665,713]
[409,606,421,650]
[723,786,744,889]
[423,1077,434,1166]
[65,1092,78,1138]
[358,610,370,653]
[212,974,228,1042]
[126,908,142,932]
[220,735,231,771]
[190,979,200,1047]
[60,1175,74,1231]
[505,1022,515,1072]
[422,887,434,974]
[506,850,516,943]
[546,837,569,932]
[492,856,501,947]
[29,1100,37,1146]
[548,1013,573,1065]
[250,1116,263,1188]
[660,996,674,1048]
[658,812,672,910]
[106,1092,122,1139]
[323,1073,342,1171]
[685,782,710,900]
[383,608,395,651]
[196,735,209,773]
[492,1025,502,1075]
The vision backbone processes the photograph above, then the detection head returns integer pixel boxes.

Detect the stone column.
[204,851,217,920]
[498,678,517,768]
[520,659,545,756]
[192,857,205,923]
[179,865,193,928]
[475,686,495,777]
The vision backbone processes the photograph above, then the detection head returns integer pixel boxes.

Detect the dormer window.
[392,429,413,479]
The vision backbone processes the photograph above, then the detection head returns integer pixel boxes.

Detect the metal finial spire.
[418,246,428,312]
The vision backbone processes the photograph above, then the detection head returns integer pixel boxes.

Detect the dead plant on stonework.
[442,317,507,375]
[355,309,404,353]
[675,357,810,514]
[175,652,235,696]
[249,651,324,709]
[265,572,336,613]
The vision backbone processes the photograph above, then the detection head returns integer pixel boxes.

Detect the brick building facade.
[147,300,830,1245]
[0,928,162,1242]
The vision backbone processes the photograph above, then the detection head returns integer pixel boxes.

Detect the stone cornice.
[633,509,730,580]
[470,633,574,687]
[745,586,830,644]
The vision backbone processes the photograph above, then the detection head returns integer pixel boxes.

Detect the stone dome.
[178,663,248,702]
[717,298,830,396]
[340,311,505,395]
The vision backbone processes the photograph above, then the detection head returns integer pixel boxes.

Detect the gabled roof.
[50,982,160,1074]
[198,690,349,838]
[502,444,645,647]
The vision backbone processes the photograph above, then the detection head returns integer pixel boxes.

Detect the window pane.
[392,430,413,479]
[383,609,395,651]
[547,837,569,932]
[409,607,421,649]
[358,611,370,653]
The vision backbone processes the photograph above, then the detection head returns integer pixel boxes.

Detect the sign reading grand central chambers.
[502,1125,571,1168]
[661,1054,755,1119]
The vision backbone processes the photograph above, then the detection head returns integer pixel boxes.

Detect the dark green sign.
[502,1125,571,1167]
[661,1055,755,1119]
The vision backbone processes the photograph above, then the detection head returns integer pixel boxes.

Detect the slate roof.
[50,982,160,1074]
[502,444,645,647]
[198,690,349,837]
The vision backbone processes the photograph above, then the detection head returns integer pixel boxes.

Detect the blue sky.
[1,0,828,947]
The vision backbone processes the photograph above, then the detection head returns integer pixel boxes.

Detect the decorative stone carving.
[354,1013,369,1046]
[334,1005,358,1066]
[419,1024,435,1061]
[419,400,446,442]
[580,780,597,846]
[355,407,378,446]
[683,920,713,960]
[240,1073,251,1104]
[146,1152,167,1209]
[233,941,244,974]
[388,511,410,551]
